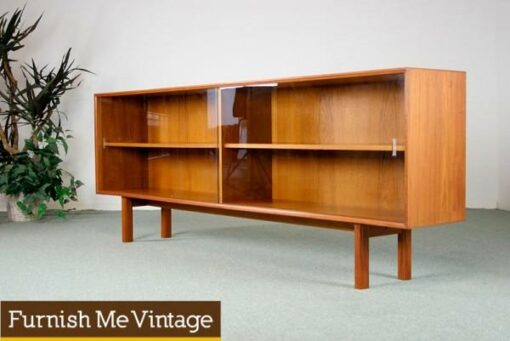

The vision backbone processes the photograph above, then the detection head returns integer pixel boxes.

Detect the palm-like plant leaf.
[0,7,41,58]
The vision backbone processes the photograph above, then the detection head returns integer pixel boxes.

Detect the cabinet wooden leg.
[398,230,412,280]
[161,207,172,238]
[121,197,133,243]
[354,224,369,289]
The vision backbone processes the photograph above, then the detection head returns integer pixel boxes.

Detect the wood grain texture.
[95,96,147,192]
[222,87,273,144]
[121,197,134,243]
[161,207,172,238]
[224,143,405,151]
[368,226,401,237]
[242,88,273,143]
[354,224,370,289]
[221,149,272,203]
[272,151,405,222]
[272,80,405,145]
[97,68,463,98]
[147,91,217,144]
[98,188,406,228]
[96,68,409,97]
[217,89,224,203]
[95,67,465,233]
[104,142,217,149]
[405,69,466,227]
[147,149,218,203]
[109,197,406,233]
[142,91,220,203]
[230,199,403,225]
[94,67,466,289]
[220,87,273,203]
[137,198,357,231]
[398,230,412,280]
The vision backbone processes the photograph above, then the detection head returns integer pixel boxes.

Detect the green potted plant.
[0,8,88,221]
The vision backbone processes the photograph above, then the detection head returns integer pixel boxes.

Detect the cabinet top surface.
[95,67,465,98]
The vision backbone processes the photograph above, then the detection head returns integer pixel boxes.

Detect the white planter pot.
[6,194,38,222]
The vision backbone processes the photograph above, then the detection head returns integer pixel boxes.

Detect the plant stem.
[24,110,54,151]
[1,57,20,153]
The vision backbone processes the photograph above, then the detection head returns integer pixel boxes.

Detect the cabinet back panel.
[95,96,147,191]
[147,91,217,144]
[222,149,272,202]
[147,149,218,202]
[221,87,273,144]
[272,81,405,145]
[272,151,405,216]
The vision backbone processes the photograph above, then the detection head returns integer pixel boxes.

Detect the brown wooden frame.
[95,68,465,289]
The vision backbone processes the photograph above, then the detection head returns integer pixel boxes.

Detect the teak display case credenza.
[95,68,465,289]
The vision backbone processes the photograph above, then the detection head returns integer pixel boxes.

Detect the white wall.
[496,0,510,210]
[0,0,507,210]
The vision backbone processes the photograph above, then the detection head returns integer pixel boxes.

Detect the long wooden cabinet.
[95,68,466,289]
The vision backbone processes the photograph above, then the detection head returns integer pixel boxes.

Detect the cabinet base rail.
[120,197,412,289]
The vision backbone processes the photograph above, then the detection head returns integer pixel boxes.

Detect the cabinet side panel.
[406,70,466,227]
[95,96,147,191]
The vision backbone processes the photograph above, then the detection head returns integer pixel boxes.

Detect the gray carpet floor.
[0,209,509,340]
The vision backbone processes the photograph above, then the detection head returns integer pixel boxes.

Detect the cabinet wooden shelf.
[225,200,405,226]
[103,188,219,204]
[223,143,405,152]
[95,67,466,289]
[100,188,405,228]
[104,142,217,149]
[105,141,404,151]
